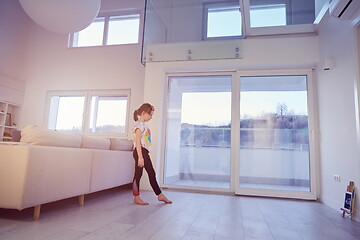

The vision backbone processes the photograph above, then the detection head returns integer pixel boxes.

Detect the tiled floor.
[1,187,360,240]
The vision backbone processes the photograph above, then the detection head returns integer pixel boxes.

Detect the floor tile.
[1,188,360,240]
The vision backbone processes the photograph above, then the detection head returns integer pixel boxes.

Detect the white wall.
[143,34,319,191]
[0,0,28,104]
[20,0,146,137]
[316,13,360,221]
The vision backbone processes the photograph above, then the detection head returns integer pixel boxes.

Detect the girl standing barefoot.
[132,103,172,205]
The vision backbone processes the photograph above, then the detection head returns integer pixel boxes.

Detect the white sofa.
[0,125,134,220]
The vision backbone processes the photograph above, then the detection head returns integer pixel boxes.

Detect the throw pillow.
[20,125,82,148]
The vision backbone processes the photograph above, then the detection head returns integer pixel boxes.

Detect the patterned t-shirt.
[132,121,151,152]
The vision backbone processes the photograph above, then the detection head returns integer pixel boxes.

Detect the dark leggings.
[132,147,162,196]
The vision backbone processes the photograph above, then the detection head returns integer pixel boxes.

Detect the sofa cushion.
[81,136,110,150]
[89,150,134,193]
[110,138,133,151]
[20,125,82,148]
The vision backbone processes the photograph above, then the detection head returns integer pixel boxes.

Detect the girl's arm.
[135,128,144,167]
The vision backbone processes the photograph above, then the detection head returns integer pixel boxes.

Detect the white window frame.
[71,17,106,47]
[107,14,141,45]
[234,69,317,200]
[203,2,244,40]
[45,89,131,137]
[160,69,317,200]
[248,1,288,28]
[68,10,141,48]
[203,0,315,40]
[242,0,315,36]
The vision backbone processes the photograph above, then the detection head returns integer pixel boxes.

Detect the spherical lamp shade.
[19,0,101,34]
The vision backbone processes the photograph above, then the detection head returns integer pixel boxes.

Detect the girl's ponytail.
[133,109,139,121]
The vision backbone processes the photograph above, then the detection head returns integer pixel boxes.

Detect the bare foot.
[134,196,149,205]
[158,193,172,204]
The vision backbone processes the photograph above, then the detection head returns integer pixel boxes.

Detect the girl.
[132,103,172,205]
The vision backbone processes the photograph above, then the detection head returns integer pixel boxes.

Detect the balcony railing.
[180,126,309,150]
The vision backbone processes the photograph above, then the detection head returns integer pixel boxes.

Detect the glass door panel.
[238,75,311,193]
[163,75,232,190]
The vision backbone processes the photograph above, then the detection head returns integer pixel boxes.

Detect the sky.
[181,91,308,126]
[89,98,127,129]
[55,97,84,131]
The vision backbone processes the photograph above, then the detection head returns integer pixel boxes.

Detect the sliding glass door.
[162,70,316,199]
[163,74,232,190]
[235,72,316,199]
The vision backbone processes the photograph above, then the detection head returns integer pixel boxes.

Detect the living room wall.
[3,1,360,219]
[316,12,360,221]
[0,0,28,104]
[20,0,146,137]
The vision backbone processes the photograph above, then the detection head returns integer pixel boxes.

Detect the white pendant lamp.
[19,0,101,34]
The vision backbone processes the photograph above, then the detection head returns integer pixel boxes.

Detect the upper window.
[203,0,315,40]
[204,3,288,38]
[47,90,130,136]
[69,13,140,48]
[250,4,286,28]
[249,0,315,28]
[73,17,105,47]
[107,15,140,45]
[205,4,242,39]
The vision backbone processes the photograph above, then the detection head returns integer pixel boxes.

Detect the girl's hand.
[138,157,145,167]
